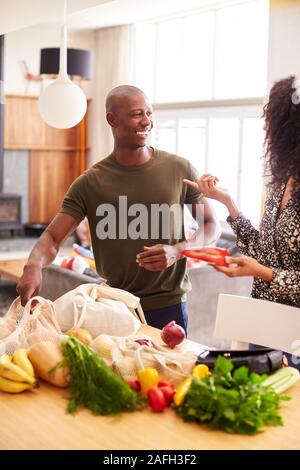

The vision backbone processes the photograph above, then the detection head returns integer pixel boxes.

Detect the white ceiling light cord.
[59,0,68,80]
[38,0,87,129]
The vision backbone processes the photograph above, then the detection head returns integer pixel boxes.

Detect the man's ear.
[106,112,117,128]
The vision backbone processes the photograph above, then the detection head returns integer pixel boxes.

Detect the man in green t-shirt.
[17,85,220,332]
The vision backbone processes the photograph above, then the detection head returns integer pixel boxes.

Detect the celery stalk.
[262,367,300,393]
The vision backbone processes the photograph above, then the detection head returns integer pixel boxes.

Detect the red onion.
[161,321,185,349]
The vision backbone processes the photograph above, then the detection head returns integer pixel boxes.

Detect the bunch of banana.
[0,348,38,393]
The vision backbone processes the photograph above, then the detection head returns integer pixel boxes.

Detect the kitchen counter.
[1,325,300,450]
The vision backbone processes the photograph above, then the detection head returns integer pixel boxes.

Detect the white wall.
[4,27,95,97]
[267,0,300,89]
[3,27,96,163]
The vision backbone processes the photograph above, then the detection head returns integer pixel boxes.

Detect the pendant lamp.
[38,0,87,129]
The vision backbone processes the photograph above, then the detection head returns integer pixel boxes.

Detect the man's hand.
[136,244,181,271]
[16,265,43,306]
[213,256,273,281]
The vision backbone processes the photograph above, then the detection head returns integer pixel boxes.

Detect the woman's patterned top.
[227,184,300,307]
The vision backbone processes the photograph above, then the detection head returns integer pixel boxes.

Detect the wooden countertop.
[0,258,27,283]
[1,325,300,450]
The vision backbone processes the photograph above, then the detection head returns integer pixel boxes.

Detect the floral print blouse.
[227,183,300,308]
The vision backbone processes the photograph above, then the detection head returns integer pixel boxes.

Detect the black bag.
[196,348,284,374]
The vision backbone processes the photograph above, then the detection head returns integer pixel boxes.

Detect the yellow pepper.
[174,376,192,406]
[192,364,211,379]
[137,368,159,396]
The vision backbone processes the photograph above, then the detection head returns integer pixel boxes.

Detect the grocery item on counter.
[67,328,92,345]
[53,283,144,338]
[0,349,38,394]
[137,368,159,396]
[262,367,300,394]
[28,340,69,388]
[147,386,167,412]
[175,355,299,434]
[91,333,197,385]
[12,348,35,377]
[62,336,143,415]
[161,321,185,349]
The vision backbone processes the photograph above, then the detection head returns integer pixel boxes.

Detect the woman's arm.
[216,256,300,299]
[214,256,272,281]
[270,268,300,297]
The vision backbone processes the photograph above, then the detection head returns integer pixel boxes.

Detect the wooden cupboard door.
[4,95,86,152]
[29,150,80,224]
[44,122,79,149]
[4,96,45,148]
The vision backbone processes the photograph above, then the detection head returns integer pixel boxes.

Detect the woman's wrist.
[256,263,273,282]
[224,197,240,220]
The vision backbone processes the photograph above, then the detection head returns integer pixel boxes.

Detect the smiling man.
[17,85,220,333]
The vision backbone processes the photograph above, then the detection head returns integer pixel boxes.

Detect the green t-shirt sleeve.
[59,174,87,224]
[185,161,203,204]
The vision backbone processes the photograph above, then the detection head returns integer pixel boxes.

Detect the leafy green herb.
[63,336,143,415]
[176,356,289,434]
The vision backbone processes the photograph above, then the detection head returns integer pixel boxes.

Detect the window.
[178,119,206,174]
[135,0,269,226]
[151,108,264,226]
[214,1,268,99]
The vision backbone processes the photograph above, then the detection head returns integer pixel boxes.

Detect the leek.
[262,367,300,394]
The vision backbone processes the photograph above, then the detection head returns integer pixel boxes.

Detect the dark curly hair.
[263,75,300,198]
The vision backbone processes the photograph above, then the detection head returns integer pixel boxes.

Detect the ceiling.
[1,0,246,34]
[65,0,237,31]
[0,0,110,34]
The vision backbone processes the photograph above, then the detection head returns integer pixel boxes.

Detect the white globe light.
[39,77,87,129]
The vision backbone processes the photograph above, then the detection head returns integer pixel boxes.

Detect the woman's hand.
[183,174,231,205]
[183,174,240,219]
[214,256,273,281]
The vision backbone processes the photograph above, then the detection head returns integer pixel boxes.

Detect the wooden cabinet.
[4,95,89,224]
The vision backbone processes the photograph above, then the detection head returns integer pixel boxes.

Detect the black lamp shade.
[40,48,93,80]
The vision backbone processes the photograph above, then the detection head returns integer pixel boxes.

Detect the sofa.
[40,227,253,348]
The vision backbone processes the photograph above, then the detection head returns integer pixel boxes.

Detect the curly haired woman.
[184,76,300,367]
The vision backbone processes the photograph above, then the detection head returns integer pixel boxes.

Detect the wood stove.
[0,193,22,232]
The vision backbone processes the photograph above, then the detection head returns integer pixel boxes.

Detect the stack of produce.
[1,323,299,437]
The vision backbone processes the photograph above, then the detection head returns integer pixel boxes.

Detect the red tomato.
[127,379,141,393]
[147,386,167,412]
[159,386,175,405]
[157,379,175,390]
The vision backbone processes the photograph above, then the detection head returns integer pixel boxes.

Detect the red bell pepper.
[182,247,230,266]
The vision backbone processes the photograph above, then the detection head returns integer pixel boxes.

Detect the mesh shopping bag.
[0,296,62,356]
[91,334,197,385]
